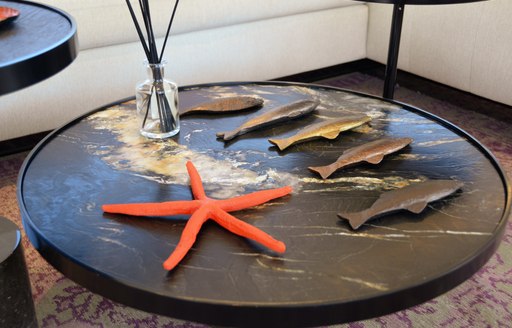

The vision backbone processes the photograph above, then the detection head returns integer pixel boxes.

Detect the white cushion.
[366,0,512,106]
[39,0,361,50]
[470,0,512,106]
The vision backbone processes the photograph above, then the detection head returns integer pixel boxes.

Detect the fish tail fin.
[337,210,369,230]
[268,138,292,151]
[308,164,335,179]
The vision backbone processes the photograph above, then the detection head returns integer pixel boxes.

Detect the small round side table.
[355,0,488,99]
[0,0,77,96]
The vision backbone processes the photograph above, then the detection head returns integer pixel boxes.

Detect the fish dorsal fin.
[366,154,384,164]
[406,201,428,214]
[323,130,341,139]
[217,129,238,141]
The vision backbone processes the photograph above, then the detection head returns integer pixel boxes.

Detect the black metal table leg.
[383,2,406,99]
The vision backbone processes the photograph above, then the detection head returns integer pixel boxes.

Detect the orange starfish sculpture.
[102,161,291,271]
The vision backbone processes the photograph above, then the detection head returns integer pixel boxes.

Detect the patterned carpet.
[1,73,511,327]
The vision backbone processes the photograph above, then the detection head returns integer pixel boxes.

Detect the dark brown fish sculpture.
[338,180,464,230]
[268,115,372,151]
[180,95,264,116]
[216,99,319,141]
[309,137,413,179]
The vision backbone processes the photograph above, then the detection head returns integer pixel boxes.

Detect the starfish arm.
[186,161,208,200]
[210,206,286,254]
[162,205,211,271]
[216,186,292,212]
[102,200,201,216]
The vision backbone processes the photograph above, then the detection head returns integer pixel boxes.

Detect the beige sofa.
[1,0,510,142]
[366,0,512,107]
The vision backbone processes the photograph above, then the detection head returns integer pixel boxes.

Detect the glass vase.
[136,61,179,139]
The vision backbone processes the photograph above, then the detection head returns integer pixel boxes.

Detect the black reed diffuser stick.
[126,0,181,136]
[125,0,180,64]
[160,0,180,62]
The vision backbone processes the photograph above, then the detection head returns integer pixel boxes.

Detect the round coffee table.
[0,0,77,95]
[356,0,488,99]
[18,82,510,327]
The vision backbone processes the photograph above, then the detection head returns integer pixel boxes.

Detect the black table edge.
[0,0,78,96]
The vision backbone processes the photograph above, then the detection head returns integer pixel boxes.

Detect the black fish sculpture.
[216,99,319,141]
[338,180,464,230]
[180,95,264,116]
[309,137,413,179]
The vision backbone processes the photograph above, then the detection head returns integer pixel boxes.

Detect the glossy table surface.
[18,82,510,327]
[0,0,77,95]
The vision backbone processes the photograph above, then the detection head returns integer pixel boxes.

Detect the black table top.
[0,0,77,95]
[18,82,510,327]
[357,0,487,4]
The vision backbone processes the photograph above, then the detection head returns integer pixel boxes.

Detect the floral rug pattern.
[1,73,511,327]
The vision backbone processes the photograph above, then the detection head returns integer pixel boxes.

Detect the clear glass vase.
[135,61,179,139]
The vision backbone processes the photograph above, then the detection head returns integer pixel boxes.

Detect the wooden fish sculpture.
[180,95,264,116]
[309,137,413,179]
[338,180,464,230]
[216,99,319,141]
[268,115,372,151]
